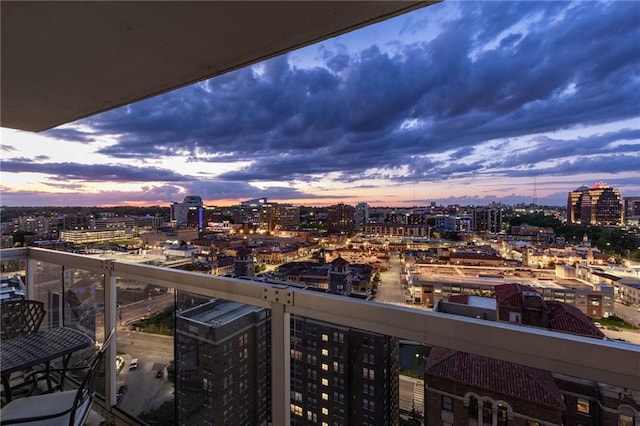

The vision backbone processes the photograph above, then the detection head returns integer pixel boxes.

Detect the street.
[374,253,409,305]
[116,330,174,416]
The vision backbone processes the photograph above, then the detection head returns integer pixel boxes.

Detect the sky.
[1,1,639,208]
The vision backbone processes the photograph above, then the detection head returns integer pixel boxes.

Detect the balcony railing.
[2,247,638,425]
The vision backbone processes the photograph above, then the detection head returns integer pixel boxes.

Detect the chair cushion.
[0,390,89,425]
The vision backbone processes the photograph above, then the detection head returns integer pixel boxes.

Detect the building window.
[497,403,508,426]
[322,363,329,371]
[468,396,478,418]
[307,411,317,422]
[322,333,329,342]
[322,408,329,415]
[442,396,453,411]
[291,404,303,416]
[483,402,493,423]
[322,348,329,356]
[322,378,329,386]
[322,392,329,401]
[619,414,634,426]
[577,398,590,414]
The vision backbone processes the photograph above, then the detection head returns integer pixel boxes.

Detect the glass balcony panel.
[114,278,175,424]
[2,248,638,425]
[421,345,640,426]
[289,314,400,426]
[9,261,100,397]
[174,290,271,426]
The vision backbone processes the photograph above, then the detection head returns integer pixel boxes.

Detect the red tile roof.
[426,347,565,409]
[495,283,539,308]
[546,301,605,339]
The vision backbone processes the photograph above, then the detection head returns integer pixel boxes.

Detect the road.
[615,302,640,328]
[374,253,407,305]
[116,330,174,416]
[119,293,174,326]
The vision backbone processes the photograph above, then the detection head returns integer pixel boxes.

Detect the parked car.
[593,322,603,328]
[607,326,622,332]
[129,359,138,370]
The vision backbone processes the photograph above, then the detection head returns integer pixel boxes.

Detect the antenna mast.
[533,177,538,211]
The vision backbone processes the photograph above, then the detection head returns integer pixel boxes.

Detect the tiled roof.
[426,347,565,409]
[546,301,605,339]
[494,283,546,309]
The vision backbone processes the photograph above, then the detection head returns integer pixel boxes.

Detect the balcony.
[1,246,638,425]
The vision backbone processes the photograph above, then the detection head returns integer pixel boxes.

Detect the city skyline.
[1,1,639,208]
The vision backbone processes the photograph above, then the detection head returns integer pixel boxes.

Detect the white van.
[129,358,139,370]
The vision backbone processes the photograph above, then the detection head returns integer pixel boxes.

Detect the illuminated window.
[290,404,303,416]
[322,392,329,401]
[322,363,329,371]
[322,378,329,386]
[322,333,329,341]
[322,348,329,356]
[322,408,329,415]
[497,403,508,426]
[619,414,634,426]
[577,398,590,414]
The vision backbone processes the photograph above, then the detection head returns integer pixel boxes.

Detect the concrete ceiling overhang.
[1,1,435,132]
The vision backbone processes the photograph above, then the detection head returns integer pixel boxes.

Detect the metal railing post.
[266,287,292,425]
[25,254,35,298]
[102,259,117,408]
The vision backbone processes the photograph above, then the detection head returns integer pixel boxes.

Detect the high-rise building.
[171,195,203,228]
[175,299,271,425]
[567,183,623,225]
[290,257,400,425]
[326,203,356,234]
[232,199,300,232]
[624,196,640,222]
[472,207,502,233]
[355,203,370,231]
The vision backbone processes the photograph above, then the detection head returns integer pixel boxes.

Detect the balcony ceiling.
[1,1,434,132]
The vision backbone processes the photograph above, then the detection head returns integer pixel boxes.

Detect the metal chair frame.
[0,300,46,341]
[0,327,115,425]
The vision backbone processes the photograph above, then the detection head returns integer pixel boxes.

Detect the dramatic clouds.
[2,1,639,207]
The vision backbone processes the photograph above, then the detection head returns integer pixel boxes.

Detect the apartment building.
[290,257,399,425]
[175,300,271,425]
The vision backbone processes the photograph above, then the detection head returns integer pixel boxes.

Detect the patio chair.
[0,300,46,341]
[0,327,115,425]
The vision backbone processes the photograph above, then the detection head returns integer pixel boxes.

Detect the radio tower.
[532,177,538,212]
